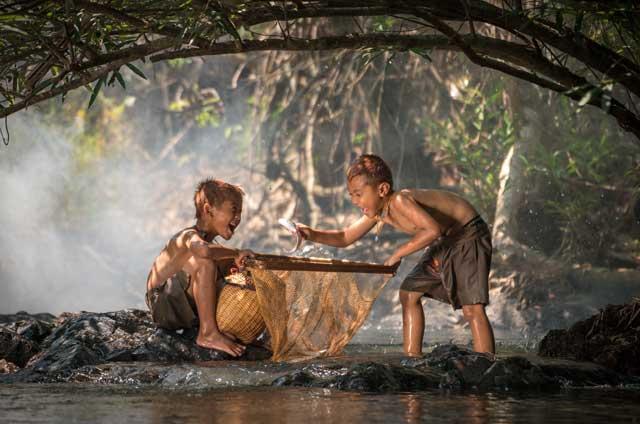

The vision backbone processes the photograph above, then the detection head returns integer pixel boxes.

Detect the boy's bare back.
[387,189,479,236]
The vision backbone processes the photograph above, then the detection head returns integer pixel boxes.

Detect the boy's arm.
[181,230,247,262]
[385,193,442,266]
[298,215,377,248]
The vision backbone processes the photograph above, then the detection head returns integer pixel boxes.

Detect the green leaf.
[555,11,564,29]
[114,71,126,89]
[108,71,117,86]
[87,76,104,109]
[126,63,147,80]
[574,12,584,33]
[409,48,432,62]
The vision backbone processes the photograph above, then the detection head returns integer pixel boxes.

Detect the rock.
[0,312,57,368]
[0,327,40,368]
[0,309,270,382]
[1,308,637,391]
[538,300,640,375]
[477,356,553,390]
[272,370,315,387]
[0,312,56,325]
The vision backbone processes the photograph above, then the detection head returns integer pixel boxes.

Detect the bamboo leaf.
[126,63,147,80]
[87,76,105,109]
[409,48,432,62]
[555,11,564,29]
[574,12,584,33]
[114,71,126,89]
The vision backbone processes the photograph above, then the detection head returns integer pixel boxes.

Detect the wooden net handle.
[245,253,398,274]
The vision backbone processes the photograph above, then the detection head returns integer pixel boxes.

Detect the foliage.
[422,79,515,219]
[0,1,639,140]
[520,97,640,262]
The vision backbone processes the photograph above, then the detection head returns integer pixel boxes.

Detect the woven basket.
[216,282,265,344]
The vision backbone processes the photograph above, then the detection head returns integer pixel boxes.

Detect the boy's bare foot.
[197,332,245,357]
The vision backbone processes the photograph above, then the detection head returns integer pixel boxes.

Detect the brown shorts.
[146,271,198,330]
[400,216,492,310]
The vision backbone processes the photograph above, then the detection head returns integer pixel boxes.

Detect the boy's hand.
[295,223,312,241]
[234,249,255,270]
[384,255,401,266]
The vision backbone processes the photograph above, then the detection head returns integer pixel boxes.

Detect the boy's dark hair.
[346,154,393,188]
[194,178,244,219]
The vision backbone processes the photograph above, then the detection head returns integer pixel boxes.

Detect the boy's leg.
[461,304,495,354]
[399,289,426,356]
[190,257,245,357]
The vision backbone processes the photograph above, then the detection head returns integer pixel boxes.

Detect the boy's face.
[204,198,243,240]
[347,175,388,218]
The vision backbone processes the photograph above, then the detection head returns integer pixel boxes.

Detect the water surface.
[2,382,640,423]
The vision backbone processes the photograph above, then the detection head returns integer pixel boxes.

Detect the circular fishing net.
[249,268,390,362]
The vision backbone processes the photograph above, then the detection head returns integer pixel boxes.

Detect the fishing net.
[249,267,390,362]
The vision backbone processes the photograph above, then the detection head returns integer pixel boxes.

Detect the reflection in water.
[1,384,639,423]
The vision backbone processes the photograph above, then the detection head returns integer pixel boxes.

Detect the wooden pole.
[245,253,399,274]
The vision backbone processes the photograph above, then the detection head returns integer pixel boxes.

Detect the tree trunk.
[492,82,544,260]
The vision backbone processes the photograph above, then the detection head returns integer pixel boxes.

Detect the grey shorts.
[146,271,198,330]
[400,216,492,310]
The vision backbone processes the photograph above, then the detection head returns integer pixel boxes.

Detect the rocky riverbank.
[1,305,638,391]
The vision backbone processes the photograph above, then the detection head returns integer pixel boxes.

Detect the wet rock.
[537,361,625,387]
[273,361,442,392]
[334,362,441,392]
[477,356,553,390]
[0,327,40,368]
[272,370,315,387]
[538,300,640,375]
[0,311,56,325]
[0,309,270,383]
[0,312,57,368]
[1,308,637,391]
[331,362,401,391]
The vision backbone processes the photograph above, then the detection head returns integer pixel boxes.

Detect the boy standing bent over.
[146,178,253,357]
[297,155,495,356]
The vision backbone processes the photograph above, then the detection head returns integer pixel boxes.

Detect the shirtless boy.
[146,178,253,357]
[297,154,495,356]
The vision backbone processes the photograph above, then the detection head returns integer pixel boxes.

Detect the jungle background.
[1,1,639,346]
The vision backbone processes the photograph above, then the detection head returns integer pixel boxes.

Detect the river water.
[2,382,639,423]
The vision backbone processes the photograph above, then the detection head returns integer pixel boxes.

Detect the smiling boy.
[146,178,253,357]
[296,155,495,356]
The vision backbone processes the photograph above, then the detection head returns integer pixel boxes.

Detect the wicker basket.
[216,281,265,344]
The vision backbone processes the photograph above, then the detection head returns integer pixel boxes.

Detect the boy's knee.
[399,290,422,306]
[193,258,217,278]
[462,304,486,321]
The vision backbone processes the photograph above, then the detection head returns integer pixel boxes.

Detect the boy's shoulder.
[390,188,425,203]
[167,226,202,246]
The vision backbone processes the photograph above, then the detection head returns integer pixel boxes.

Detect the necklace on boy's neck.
[194,225,214,242]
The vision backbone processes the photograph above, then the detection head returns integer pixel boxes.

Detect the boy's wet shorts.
[146,271,198,330]
[400,216,492,310]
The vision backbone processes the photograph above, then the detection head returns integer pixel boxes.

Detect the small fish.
[278,218,303,254]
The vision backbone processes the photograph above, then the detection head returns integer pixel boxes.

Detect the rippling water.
[2,383,640,423]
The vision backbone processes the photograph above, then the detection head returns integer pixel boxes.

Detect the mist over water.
[0,111,251,315]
